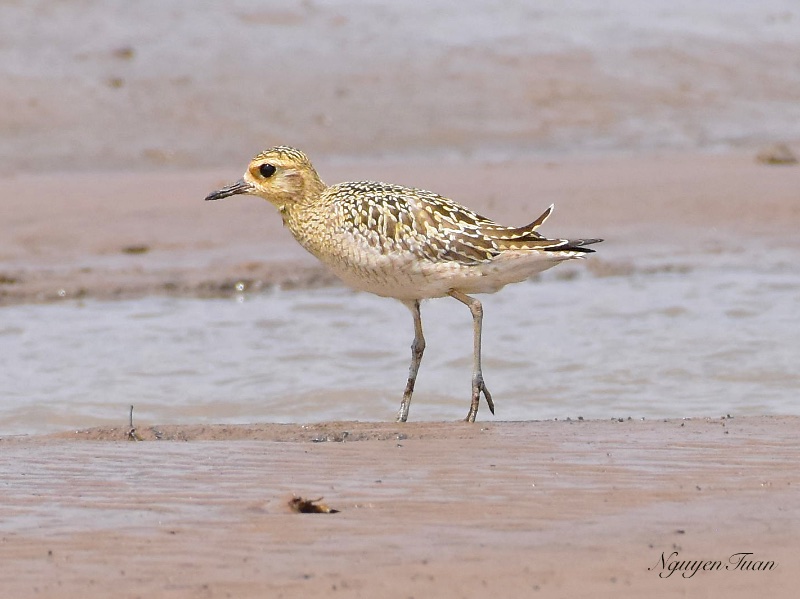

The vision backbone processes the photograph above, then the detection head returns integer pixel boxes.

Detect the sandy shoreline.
[2,416,798,598]
[2,153,798,596]
[1,149,797,305]
[2,49,799,597]
[3,3,799,596]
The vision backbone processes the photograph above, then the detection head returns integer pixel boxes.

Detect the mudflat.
[2,417,797,598]
[2,3,799,594]
[2,148,799,597]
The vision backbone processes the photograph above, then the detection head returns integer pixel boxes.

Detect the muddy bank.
[2,417,798,598]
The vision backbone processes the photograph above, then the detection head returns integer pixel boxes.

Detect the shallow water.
[2,245,798,436]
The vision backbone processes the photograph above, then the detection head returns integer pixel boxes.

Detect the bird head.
[205,146,325,209]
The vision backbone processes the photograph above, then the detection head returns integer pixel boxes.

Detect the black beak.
[205,179,255,201]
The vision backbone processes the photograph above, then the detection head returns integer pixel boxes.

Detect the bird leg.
[448,290,494,422]
[397,300,425,422]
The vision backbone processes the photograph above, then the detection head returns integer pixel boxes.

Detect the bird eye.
[259,163,276,178]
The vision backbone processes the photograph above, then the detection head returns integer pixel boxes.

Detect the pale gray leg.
[448,290,495,422]
[397,299,425,422]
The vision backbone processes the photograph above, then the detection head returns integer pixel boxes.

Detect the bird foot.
[464,376,494,423]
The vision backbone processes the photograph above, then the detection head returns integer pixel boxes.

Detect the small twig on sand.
[126,405,142,441]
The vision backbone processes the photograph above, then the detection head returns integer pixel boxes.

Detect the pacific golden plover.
[206,146,601,422]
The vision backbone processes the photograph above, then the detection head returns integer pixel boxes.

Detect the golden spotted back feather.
[327,181,594,266]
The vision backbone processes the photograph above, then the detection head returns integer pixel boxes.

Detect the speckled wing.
[330,182,596,265]
[329,181,497,265]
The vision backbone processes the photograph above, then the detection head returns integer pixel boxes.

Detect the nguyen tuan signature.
[650,552,777,579]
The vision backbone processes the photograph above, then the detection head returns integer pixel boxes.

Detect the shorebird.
[206,146,601,422]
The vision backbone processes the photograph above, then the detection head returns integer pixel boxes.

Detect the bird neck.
[278,174,330,237]
[303,171,327,201]
[272,170,326,213]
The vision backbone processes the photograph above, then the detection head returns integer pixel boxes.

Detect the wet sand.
[2,150,799,597]
[2,417,798,598]
[3,3,800,595]
[3,2,800,171]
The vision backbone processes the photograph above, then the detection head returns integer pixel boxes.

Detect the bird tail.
[527,204,554,231]
[553,238,603,253]
[505,204,602,253]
